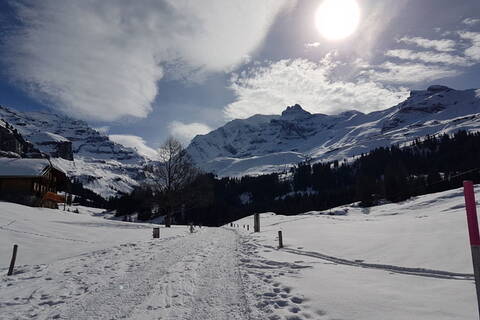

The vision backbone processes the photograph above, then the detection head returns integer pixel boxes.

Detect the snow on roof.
[28,131,70,143]
[0,158,52,177]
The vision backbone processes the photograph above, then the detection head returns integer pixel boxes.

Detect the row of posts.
[228,213,283,248]
[4,180,480,320]
[152,222,199,239]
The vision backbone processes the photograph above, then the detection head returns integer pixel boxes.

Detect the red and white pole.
[463,180,480,317]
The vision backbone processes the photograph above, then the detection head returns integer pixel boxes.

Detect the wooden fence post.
[153,227,160,239]
[7,244,18,276]
[165,214,171,228]
[463,180,480,318]
[254,213,260,232]
[278,231,283,248]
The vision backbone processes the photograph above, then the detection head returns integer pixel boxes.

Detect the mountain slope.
[0,105,147,198]
[187,85,480,176]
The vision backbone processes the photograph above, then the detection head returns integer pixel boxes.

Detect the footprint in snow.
[315,309,327,316]
[274,299,289,307]
[290,296,304,304]
[263,292,277,297]
[289,306,301,313]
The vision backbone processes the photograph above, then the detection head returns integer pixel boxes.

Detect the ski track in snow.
[1,226,315,320]
[265,245,474,280]
[1,228,262,320]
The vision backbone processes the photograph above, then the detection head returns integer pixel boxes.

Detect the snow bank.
[0,201,184,266]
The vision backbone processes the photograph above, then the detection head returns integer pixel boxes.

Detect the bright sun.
[315,0,360,40]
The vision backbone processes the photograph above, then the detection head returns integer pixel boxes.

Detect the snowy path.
[1,228,254,320]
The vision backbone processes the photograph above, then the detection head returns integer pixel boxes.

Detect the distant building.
[0,158,68,208]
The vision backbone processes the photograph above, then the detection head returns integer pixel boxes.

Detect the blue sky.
[0,0,479,157]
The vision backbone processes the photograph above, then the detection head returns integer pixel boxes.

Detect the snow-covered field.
[233,186,479,319]
[1,185,479,319]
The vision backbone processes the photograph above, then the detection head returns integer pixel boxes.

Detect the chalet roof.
[0,158,64,177]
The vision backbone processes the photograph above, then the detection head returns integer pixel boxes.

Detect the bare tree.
[147,137,198,226]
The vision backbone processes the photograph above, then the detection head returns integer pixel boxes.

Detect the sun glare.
[315,0,360,40]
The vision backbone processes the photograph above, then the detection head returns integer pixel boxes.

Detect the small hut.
[0,158,68,208]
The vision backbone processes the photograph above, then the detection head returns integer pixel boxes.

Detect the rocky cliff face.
[28,132,73,160]
[187,86,480,177]
[0,106,148,198]
[0,119,41,158]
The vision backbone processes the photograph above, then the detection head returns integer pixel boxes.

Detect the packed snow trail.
[1,228,254,320]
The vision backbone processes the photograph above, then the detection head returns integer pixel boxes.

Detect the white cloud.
[459,31,480,61]
[385,49,473,66]
[463,18,480,26]
[397,36,456,52]
[366,61,460,84]
[224,58,409,119]
[168,121,212,146]
[109,134,158,160]
[2,0,293,121]
[305,42,321,48]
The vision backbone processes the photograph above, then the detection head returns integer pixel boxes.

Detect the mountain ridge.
[186,85,480,177]
[0,105,148,198]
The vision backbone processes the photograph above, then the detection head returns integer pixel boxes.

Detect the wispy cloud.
[305,42,321,48]
[224,58,409,119]
[463,18,480,26]
[385,49,473,66]
[109,134,158,160]
[366,62,460,84]
[459,31,480,61]
[168,121,212,146]
[225,17,480,120]
[397,36,456,52]
[2,0,293,121]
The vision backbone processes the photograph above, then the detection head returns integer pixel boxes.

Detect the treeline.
[108,130,480,226]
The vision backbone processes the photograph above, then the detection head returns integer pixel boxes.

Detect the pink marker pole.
[463,180,480,318]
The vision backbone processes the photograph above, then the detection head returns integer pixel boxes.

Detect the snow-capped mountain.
[0,105,148,198]
[187,85,480,177]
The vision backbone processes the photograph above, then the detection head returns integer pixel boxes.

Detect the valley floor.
[1,186,479,319]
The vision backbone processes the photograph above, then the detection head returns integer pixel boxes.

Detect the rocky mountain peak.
[427,85,452,93]
[281,104,312,119]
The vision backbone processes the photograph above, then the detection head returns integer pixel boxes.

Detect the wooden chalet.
[0,158,68,208]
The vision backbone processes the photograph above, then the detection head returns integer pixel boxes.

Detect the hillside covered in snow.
[187,85,480,177]
[0,105,148,198]
[1,185,478,319]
